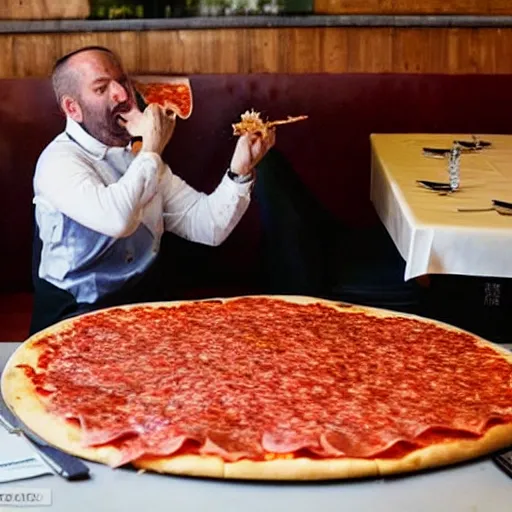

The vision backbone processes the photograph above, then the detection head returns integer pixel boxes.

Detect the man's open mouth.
[115,113,127,126]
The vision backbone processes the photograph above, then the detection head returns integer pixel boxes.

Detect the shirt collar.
[65,117,132,160]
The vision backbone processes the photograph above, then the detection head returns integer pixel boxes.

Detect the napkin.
[0,427,53,483]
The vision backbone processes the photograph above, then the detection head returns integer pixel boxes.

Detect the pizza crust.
[133,421,512,480]
[133,453,380,481]
[375,422,512,476]
[2,295,512,481]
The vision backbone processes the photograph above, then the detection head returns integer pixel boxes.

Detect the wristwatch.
[227,168,254,184]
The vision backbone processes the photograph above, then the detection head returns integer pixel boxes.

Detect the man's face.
[71,51,136,147]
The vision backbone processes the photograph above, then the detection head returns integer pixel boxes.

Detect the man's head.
[52,46,136,147]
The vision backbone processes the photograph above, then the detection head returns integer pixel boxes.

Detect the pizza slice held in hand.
[132,76,193,120]
[232,109,308,139]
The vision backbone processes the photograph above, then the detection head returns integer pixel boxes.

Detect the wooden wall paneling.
[345,28,393,73]
[1,27,512,77]
[0,0,90,20]
[314,0,512,15]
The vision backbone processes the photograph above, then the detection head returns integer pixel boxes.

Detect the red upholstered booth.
[2,73,512,341]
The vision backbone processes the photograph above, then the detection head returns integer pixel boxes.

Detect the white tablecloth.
[370,133,512,280]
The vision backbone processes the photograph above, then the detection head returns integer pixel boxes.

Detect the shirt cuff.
[227,168,254,184]
[222,169,254,196]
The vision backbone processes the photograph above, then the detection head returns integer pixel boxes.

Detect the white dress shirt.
[33,117,253,304]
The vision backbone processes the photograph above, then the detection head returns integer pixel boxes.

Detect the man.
[30,46,275,334]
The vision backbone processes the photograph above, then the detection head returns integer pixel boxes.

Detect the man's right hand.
[121,104,176,155]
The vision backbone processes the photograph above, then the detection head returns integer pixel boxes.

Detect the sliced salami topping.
[17,297,512,467]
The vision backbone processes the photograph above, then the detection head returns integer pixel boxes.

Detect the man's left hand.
[230,130,276,177]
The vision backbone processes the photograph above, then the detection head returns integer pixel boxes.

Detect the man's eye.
[95,86,107,95]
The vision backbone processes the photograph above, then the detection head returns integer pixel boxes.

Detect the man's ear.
[61,95,83,123]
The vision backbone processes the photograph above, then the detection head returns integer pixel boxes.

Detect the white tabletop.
[370,133,512,280]
[1,342,512,512]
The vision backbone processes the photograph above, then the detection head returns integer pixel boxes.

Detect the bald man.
[30,46,275,333]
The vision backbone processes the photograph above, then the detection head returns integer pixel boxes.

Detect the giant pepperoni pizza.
[2,295,512,481]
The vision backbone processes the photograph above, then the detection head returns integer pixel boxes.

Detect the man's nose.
[111,81,128,103]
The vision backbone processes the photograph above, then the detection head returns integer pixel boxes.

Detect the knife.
[416,180,453,191]
[494,449,512,478]
[422,147,451,159]
[492,199,512,210]
[0,398,90,481]
[453,139,492,150]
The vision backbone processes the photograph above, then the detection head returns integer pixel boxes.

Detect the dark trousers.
[253,148,337,297]
[29,255,167,335]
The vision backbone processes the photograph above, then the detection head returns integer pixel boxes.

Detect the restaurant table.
[2,342,512,512]
[370,134,512,281]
